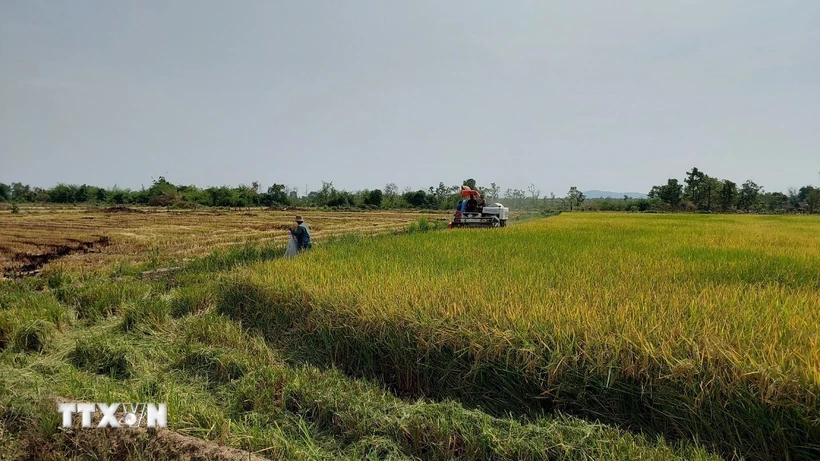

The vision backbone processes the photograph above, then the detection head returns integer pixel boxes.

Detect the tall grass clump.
[120,297,171,333]
[55,278,152,321]
[0,286,70,352]
[407,217,447,234]
[184,241,287,273]
[169,281,217,318]
[11,320,55,353]
[69,336,135,380]
[221,213,820,461]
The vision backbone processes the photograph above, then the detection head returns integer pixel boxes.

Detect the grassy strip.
[219,214,820,461]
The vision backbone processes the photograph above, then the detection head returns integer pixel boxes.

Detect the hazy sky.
[1,1,818,195]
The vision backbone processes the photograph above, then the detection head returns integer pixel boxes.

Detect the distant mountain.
[583,190,647,199]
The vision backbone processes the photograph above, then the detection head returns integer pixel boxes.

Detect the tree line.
[640,167,820,214]
[1,169,818,213]
[0,177,511,211]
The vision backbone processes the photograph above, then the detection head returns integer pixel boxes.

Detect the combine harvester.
[449,186,509,228]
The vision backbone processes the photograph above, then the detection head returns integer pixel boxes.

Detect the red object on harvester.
[460,189,479,198]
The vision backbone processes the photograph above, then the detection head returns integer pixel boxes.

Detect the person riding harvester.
[460,186,480,213]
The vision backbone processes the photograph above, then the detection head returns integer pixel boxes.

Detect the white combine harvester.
[449,186,509,228]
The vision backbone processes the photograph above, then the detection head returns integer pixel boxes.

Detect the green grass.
[221,213,820,460]
[0,303,719,460]
[0,225,722,460]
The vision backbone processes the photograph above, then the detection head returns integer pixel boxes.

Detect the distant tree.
[504,188,526,201]
[49,184,74,203]
[74,184,90,203]
[462,178,477,189]
[648,179,683,208]
[0,183,10,202]
[445,184,462,209]
[566,186,584,211]
[487,183,500,201]
[205,186,233,207]
[430,182,449,208]
[327,190,354,207]
[177,185,206,205]
[33,188,49,202]
[145,177,179,206]
[797,185,817,202]
[737,180,762,212]
[684,167,705,206]
[233,184,258,208]
[699,176,721,211]
[251,181,261,206]
[807,188,820,214]
[636,199,651,212]
[382,183,399,208]
[364,188,383,207]
[109,186,129,204]
[785,187,801,209]
[528,183,540,204]
[718,180,737,212]
[402,190,429,208]
[760,192,789,213]
[94,187,107,203]
[312,181,335,206]
[11,182,34,202]
[260,184,289,206]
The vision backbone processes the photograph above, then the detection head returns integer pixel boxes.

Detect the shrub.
[175,346,253,385]
[120,298,170,333]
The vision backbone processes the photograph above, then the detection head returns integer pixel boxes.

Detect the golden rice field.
[223,213,820,460]
[0,206,448,276]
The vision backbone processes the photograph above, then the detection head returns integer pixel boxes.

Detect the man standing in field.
[290,215,312,251]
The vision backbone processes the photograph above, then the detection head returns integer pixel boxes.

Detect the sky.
[1,0,818,196]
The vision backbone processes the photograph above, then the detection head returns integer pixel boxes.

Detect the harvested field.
[0,207,448,276]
